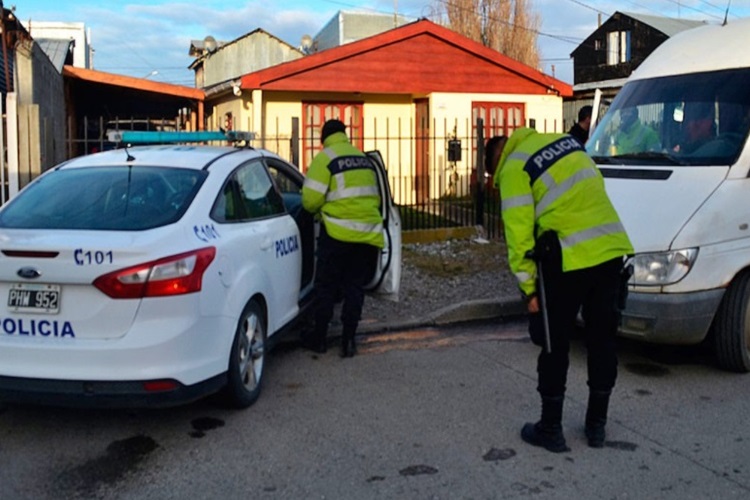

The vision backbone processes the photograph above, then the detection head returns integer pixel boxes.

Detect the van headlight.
[629,248,698,286]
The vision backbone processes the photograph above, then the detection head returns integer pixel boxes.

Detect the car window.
[212,160,285,222]
[266,160,304,218]
[0,166,205,230]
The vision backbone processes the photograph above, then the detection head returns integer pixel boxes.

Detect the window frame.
[301,102,364,171]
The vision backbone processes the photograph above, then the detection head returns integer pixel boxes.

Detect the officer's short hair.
[321,119,346,143]
[484,135,507,175]
[578,105,593,122]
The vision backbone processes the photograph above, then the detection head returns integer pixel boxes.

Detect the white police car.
[0,132,401,408]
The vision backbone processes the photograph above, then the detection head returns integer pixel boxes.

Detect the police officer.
[486,128,633,452]
[301,119,384,358]
[567,105,592,146]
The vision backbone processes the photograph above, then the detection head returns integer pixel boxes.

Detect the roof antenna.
[723,0,731,26]
[124,144,135,162]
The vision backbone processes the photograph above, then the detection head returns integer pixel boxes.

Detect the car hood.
[601,166,728,253]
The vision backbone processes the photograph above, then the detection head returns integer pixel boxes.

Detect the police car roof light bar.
[108,130,256,145]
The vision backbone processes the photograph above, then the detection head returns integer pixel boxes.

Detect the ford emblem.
[17,267,42,279]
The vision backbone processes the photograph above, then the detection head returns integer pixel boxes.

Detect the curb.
[355,297,528,335]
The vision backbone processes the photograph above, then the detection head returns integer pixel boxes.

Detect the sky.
[12,0,750,86]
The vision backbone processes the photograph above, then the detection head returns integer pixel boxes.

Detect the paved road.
[1,319,748,499]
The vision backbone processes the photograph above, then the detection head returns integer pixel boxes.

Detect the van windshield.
[588,68,750,166]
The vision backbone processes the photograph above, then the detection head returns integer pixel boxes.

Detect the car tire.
[712,271,750,373]
[222,300,267,408]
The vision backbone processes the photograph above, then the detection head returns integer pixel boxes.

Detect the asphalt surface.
[3,319,747,499]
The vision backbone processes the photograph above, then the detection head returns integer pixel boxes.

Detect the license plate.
[7,283,61,314]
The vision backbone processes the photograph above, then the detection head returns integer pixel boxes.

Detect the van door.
[365,150,402,300]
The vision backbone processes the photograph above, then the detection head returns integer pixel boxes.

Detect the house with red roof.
[205,18,571,204]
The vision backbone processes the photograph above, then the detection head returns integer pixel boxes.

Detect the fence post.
[475,118,485,227]
[291,117,299,168]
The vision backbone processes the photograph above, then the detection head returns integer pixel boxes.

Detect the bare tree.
[432,0,541,70]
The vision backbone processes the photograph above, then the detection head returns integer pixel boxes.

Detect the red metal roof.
[240,19,572,97]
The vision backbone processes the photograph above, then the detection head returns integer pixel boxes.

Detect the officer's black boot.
[300,323,327,354]
[340,324,357,358]
[585,389,611,448]
[521,395,570,453]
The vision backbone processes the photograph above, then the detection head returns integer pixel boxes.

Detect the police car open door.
[365,150,402,301]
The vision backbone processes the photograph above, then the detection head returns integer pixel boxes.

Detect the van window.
[588,68,750,166]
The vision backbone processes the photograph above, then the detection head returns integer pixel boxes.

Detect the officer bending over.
[486,128,633,452]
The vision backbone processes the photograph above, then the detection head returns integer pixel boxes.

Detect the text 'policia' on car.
[0,130,401,409]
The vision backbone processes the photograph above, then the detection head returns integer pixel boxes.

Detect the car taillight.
[93,247,216,298]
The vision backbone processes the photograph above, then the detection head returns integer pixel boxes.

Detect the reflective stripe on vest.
[515,271,533,283]
[323,214,383,234]
[327,181,380,202]
[501,193,534,212]
[560,221,628,249]
[303,177,328,195]
[508,151,531,162]
[535,167,599,218]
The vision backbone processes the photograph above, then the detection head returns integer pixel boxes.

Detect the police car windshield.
[588,68,750,167]
[0,166,207,230]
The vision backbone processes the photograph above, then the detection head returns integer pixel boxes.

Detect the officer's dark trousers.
[536,256,623,398]
[313,227,379,340]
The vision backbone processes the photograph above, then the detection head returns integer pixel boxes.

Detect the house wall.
[207,93,249,135]
[22,21,90,69]
[313,11,410,52]
[224,91,563,204]
[202,32,302,88]
[13,39,66,187]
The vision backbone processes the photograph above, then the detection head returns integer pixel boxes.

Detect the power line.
[433,0,585,46]
[565,0,609,15]
[660,0,724,19]
[698,0,731,13]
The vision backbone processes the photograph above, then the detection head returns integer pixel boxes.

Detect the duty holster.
[529,230,562,266]
[617,261,634,311]
[526,231,561,352]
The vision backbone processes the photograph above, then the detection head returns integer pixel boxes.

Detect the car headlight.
[629,248,698,286]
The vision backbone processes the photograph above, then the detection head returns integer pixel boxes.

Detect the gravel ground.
[362,237,519,325]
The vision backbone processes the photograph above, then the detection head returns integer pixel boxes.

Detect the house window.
[472,102,525,141]
[607,30,631,65]
[302,102,364,171]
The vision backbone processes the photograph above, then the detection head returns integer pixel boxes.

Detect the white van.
[587,18,750,372]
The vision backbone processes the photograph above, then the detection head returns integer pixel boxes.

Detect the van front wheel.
[712,272,750,373]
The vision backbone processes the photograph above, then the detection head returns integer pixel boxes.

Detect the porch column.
[252,89,263,148]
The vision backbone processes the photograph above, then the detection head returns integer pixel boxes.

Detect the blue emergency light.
[107,130,255,144]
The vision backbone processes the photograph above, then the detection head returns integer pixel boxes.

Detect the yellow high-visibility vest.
[493,128,633,296]
[302,132,384,248]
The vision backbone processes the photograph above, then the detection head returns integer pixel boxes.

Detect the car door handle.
[260,238,273,251]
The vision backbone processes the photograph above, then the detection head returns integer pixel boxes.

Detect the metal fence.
[69,115,506,239]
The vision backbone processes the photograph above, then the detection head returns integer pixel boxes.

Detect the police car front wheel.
[222,299,267,408]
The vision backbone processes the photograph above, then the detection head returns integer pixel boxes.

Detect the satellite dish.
[203,36,217,54]
[300,34,312,52]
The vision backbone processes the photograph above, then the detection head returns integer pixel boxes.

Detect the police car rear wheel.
[223,300,266,408]
[712,271,750,373]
